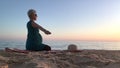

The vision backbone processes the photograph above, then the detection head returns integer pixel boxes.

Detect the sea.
[0,40,120,50]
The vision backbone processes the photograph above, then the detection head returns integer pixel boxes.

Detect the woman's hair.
[27,9,36,17]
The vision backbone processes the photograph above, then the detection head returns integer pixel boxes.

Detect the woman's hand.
[44,30,51,35]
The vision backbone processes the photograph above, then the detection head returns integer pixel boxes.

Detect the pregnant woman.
[26,9,51,51]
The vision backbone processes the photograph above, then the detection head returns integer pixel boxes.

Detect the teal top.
[26,20,45,51]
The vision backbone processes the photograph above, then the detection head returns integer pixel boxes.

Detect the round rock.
[68,44,77,51]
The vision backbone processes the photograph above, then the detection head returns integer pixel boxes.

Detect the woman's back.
[26,20,43,51]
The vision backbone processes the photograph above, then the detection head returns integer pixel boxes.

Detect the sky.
[0,0,120,41]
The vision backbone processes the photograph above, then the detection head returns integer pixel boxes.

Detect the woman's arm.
[31,22,51,35]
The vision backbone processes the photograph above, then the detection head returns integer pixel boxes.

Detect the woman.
[26,9,51,51]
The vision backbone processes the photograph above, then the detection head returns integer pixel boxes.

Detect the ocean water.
[0,40,120,50]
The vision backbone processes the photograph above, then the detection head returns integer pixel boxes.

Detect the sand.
[1,50,120,68]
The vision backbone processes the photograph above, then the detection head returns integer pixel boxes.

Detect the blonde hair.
[27,9,36,17]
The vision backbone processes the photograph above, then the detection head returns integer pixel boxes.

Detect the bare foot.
[5,47,14,52]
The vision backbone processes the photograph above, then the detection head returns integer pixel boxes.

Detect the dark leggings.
[43,45,51,51]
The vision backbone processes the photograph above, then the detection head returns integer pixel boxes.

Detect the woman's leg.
[43,45,51,51]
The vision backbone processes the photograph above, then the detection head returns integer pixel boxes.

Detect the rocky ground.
[1,50,120,68]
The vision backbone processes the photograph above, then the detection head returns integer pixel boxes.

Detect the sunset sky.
[0,0,120,41]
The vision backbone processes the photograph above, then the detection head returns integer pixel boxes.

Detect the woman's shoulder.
[28,20,33,23]
[27,20,33,25]
[27,20,32,27]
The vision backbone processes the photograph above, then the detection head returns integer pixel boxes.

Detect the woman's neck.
[30,19,35,22]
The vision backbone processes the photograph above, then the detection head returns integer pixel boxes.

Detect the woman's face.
[30,13,37,21]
